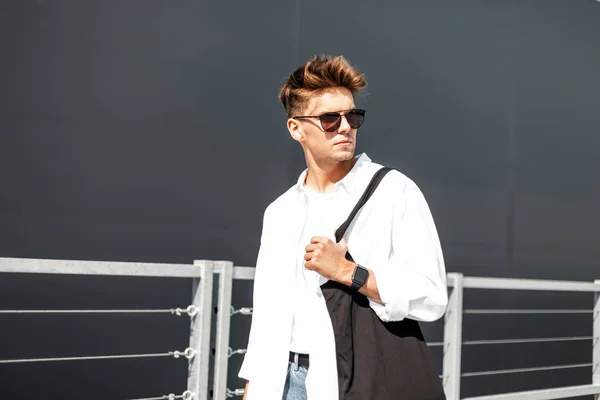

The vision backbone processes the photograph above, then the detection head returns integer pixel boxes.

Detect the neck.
[303,154,357,193]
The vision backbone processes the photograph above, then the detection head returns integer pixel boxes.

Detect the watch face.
[353,265,369,284]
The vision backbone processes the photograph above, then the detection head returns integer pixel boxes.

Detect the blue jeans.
[282,360,308,400]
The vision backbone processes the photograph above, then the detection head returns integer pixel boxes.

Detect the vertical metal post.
[213,261,234,400]
[443,273,464,400]
[593,279,600,398]
[188,260,214,400]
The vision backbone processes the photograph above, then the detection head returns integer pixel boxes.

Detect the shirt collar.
[296,153,372,196]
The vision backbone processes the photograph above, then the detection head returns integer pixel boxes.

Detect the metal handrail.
[0,256,201,278]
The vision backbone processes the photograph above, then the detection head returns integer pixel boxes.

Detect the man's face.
[288,87,358,164]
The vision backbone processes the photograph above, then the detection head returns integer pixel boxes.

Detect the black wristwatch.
[350,264,369,291]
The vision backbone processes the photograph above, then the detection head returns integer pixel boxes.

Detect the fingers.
[310,236,330,244]
[305,243,320,253]
[304,243,320,266]
[306,238,345,254]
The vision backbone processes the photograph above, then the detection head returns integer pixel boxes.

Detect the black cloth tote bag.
[320,167,446,400]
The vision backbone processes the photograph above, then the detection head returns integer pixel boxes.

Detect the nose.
[337,114,352,133]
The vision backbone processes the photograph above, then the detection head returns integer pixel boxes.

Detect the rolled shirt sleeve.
[368,179,448,322]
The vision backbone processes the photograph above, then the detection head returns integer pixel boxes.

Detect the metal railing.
[445,274,600,400]
[209,264,600,400]
[1,257,599,400]
[0,257,224,400]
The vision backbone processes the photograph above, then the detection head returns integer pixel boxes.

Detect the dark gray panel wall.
[1,1,598,399]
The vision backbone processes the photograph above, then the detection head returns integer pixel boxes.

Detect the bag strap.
[335,167,394,243]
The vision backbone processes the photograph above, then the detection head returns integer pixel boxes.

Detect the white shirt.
[239,153,448,400]
[290,184,348,354]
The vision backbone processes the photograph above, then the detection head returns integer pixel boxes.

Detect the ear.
[287,118,303,142]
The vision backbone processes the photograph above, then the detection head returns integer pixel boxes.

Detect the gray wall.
[1,0,599,399]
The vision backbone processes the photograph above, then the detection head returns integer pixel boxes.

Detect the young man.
[239,55,448,400]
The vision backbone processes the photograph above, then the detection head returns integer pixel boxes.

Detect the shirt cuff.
[368,267,409,322]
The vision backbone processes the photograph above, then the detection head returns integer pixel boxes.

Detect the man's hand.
[304,236,354,282]
[304,234,384,304]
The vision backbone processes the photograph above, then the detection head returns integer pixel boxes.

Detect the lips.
[335,140,352,145]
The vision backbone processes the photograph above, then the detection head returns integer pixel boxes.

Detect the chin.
[332,150,355,162]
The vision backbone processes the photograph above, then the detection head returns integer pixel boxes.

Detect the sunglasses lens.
[319,113,342,132]
[346,110,365,129]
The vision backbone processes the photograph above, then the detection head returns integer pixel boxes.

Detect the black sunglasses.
[293,109,366,132]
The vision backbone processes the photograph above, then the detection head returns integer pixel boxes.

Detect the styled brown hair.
[279,55,367,118]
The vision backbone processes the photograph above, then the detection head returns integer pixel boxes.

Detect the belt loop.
[293,352,299,371]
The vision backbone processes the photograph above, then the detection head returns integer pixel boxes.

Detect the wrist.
[338,260,357,286]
